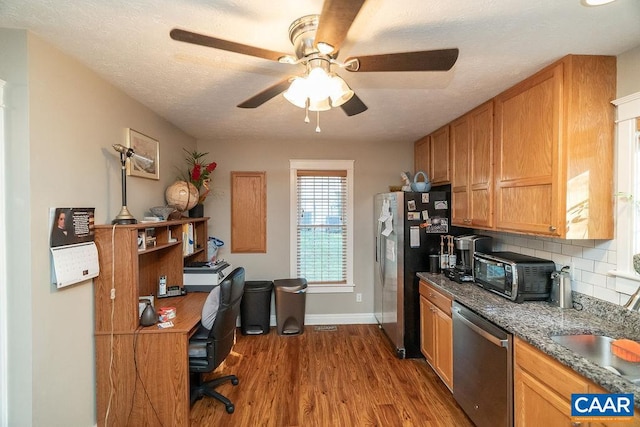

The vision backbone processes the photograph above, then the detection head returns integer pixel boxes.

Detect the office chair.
[189,266,245,414]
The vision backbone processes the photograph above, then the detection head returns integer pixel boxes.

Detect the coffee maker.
[450,235,493,283]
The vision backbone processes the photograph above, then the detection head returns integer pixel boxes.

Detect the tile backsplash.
[477,230,627,306]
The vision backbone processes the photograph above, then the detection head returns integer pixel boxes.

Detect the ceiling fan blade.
[237,78,293,108]
[345,49,459,72]
[341,93,368,116]
[314,0,367,54]
[170,28,290,62]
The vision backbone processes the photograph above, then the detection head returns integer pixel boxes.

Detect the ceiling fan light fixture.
[328,74,354,107]
[283,77,309,108]
[308,98,332,112]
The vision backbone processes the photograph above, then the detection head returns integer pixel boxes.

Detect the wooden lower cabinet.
[419,280,453,390]
[515,337,640,426]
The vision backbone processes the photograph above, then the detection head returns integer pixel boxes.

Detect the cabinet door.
[514,368,573,427]
[414,136,431,180]
[434,308,453,390]
[494,64,562,236]
[450,115,470,226]
[469,101,494,229]
[419,295,436,366]
[430,125,451,185]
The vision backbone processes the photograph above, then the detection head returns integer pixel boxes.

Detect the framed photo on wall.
[126,128,159,180]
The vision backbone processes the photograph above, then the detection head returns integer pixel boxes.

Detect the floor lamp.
[111,143,152,225]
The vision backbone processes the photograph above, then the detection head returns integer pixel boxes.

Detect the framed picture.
[126,128,159,180]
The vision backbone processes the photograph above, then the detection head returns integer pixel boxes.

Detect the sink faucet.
[624,285,640,311]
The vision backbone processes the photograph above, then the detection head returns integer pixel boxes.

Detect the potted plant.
[183,149,217,217]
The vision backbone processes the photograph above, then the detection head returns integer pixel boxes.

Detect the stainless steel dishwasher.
[452,301,513,427]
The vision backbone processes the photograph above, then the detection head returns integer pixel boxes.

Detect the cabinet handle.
[549,225,557,232]
[571,422,581,426]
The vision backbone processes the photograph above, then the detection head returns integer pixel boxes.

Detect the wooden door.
[434,308,453,390]
[414,135,431,181]
[231,171,267,252]
[469,101,494,228]
[430,125,451,185]
[494,64,562,235]
[450,115,470,226]
[419,295,436,366]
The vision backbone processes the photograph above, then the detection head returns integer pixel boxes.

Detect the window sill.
[307,284,355,294]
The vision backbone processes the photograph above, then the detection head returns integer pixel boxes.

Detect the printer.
[183,260,233,292]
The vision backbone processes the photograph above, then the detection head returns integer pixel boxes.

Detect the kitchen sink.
[550,334,640,385]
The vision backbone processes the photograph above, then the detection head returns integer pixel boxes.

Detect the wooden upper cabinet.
[469,101,494,229]
[450,114,471,226]
[429,125,451,185]
[451,100,494,229]
[494,55,615,238]
[414,135,431,182]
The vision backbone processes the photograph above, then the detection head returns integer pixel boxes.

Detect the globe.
[165,181,199,211]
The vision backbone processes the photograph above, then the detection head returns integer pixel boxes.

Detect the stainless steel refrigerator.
[374,189,457,358]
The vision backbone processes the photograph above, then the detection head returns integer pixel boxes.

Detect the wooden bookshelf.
[93,217,209,426]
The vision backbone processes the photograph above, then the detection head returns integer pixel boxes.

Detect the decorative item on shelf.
[182,149,217,210]
[411,171,431,192]
[140,300,157,326]
[165,180,199,212]
[150,205,177,220]
[111,144,154,224]
[189,203,204,218]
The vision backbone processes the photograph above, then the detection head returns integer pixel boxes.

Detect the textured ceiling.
[1,0,639,143]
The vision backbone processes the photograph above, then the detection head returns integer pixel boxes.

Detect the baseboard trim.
[269,313,377,326]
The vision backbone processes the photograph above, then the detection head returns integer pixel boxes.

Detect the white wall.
[617,44,640,98]
[1,30,197,426]
[197,136,414,318]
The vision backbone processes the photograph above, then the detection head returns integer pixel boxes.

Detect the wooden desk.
[95,292,208,427]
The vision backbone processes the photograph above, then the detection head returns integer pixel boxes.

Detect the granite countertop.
[417,272,640,407]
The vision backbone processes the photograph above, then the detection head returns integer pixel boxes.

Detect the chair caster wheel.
[226,404,235,414]
[231,378,239,386]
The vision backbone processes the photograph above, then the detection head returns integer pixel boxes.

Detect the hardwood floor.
[190,324,473,427]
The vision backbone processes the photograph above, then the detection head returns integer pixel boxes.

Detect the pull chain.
[315,110,321,133]
[304,99,310,123]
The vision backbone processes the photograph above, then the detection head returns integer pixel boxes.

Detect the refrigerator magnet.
[407,200,416,211]
[422,193,429,203]
[422,210,430,220]
[434,200,448,210]
[407,212,420,221]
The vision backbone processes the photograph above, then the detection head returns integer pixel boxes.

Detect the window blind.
[296,170,347,284]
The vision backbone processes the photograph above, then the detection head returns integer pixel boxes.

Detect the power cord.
[104,223,118,426]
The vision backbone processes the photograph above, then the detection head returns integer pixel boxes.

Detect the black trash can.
[240,280,274,335]
[274,278,307,336]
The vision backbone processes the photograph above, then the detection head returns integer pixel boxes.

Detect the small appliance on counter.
[473,251,555,303]
[550,266,572,308]
[447,235,493,283]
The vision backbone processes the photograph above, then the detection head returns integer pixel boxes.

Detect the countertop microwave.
[473,251,555,303]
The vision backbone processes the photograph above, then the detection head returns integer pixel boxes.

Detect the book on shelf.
[182,222,195,255]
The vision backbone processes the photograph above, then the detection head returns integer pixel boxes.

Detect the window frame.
[289,159,354,293]
[611,92,640,295]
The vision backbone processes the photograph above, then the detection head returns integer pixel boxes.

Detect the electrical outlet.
[356,293,362,303]
[110,288,116,300]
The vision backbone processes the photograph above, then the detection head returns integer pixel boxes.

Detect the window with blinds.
[296,170,347,284]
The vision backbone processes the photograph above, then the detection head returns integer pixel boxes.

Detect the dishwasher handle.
[452,306,509,348]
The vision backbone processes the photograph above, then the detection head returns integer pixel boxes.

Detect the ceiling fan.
[170,0,459,120]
